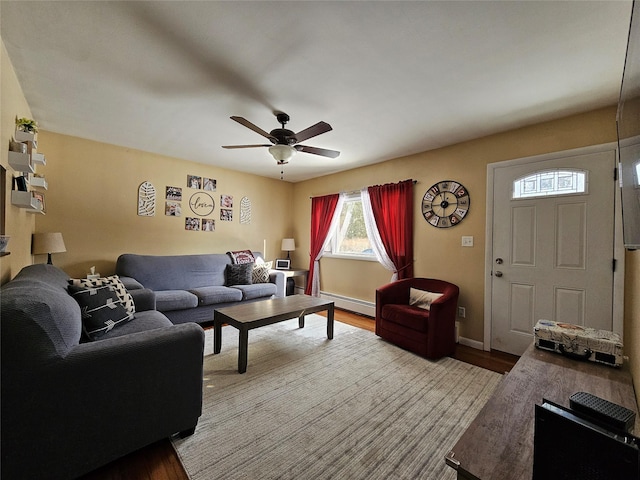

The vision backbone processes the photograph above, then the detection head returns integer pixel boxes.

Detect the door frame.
[483,143,625,352]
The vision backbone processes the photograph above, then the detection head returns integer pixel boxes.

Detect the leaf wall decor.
[240,196,251,224]
[138,181,156,216]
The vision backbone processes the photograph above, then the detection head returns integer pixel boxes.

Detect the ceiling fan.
[222,112,340,164]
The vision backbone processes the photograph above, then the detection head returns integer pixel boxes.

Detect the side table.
[279,268,309,295]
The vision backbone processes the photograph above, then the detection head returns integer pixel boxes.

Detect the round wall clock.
[421,180,470,228]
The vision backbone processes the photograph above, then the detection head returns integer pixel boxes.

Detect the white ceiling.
[0,1,633,182]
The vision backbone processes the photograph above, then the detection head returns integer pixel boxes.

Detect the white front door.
[489,148,617,356]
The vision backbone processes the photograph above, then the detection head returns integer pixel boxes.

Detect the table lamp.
[281,238,295,260]
[32,232,66,265]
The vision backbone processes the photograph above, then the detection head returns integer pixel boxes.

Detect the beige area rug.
[173,316,501,480]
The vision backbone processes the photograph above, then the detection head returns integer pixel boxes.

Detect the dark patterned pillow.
[252,261,272,283]
[70,275,135,319]
[225,263,253,285]
[68,284,132,340]
[227,250,256,264]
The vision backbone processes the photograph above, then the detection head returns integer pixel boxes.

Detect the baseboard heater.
[318,291,375,317]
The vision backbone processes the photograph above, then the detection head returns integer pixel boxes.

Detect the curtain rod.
[310,179,417,199]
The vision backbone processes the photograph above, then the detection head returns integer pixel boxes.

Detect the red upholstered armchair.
[375,278,459,359]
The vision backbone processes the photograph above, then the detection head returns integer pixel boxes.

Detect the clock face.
[422,180,470,228]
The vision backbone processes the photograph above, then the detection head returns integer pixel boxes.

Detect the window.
[326,194,376,260]
[512,169,587,199]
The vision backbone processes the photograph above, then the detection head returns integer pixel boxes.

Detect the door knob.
[494,271,503,277]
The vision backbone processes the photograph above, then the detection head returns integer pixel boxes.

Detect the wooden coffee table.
[213,295,335,373]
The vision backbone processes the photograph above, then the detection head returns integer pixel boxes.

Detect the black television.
[618,1,640,250]
[533,399,639,480]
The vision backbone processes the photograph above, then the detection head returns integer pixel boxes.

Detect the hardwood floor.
[79,308,518,480]
[329,309,519,374]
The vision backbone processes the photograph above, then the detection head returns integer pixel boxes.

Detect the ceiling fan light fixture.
[269,144,296,164]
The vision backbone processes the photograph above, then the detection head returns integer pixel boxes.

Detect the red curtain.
[305,193,340,295]
[368,179,414,279]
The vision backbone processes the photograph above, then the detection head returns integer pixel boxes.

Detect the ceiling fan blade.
[222,144,271,149]
[294,121,332,143]
[230,116,275,141]
[295,145,340,158]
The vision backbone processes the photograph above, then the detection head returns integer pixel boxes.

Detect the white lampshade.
[32,232,66,265]
[269,144,296,164]
[281,238,296,251]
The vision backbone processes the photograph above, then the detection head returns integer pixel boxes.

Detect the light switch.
[462,236,474,247]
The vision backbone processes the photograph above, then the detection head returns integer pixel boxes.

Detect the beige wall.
[292,106,619,344]
[1,41,35,283]
[625,250,640,407]
[32,132,293,278]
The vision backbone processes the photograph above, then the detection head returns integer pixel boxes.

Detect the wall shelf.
[8,151,34,173]
[11,190,44,214]
[28,174,48,189]
[14,130,36,143]
[8,121,48,215]
[31,152,46,166]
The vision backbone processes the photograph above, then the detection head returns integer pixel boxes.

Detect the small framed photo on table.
[275,259,290,270]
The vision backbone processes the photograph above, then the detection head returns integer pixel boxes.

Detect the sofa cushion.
[116,254,231,290]
[252,261,272,283]
[70,275,135,319]
[189,286,243,305]
[225,263,253,286]
[232,283,277,300]
[69,284,132,340]
[409,288,443,311]
[155,290,199,311]
[381,304,429,333]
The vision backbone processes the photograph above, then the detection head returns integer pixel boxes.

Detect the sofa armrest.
[269,270,286,298]
[129,287,156,312]
[64,324,204,430]
[118,275,144,290]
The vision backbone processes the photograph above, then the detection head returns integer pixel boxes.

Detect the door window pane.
[513,169,587,199]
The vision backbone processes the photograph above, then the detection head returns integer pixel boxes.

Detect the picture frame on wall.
[220,209,233,221]
[275,259,290,270]
[166,186,182,200]
[202,218,215,232]
[187,175,202,189]
[203,178,216,191]
[165,201,181,216]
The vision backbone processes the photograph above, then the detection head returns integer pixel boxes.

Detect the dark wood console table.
[445,343,639,480]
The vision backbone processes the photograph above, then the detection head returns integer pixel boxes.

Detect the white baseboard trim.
[317,290,376,317]
[459,336,484,350]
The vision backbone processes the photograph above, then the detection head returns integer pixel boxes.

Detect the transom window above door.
[512,169,587,199]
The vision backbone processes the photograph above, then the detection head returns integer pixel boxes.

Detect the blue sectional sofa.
[115,252,285,325]
[1,264,204,480]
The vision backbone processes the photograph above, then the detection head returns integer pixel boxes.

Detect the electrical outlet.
[458,306,466,318]
[461,236,474,247]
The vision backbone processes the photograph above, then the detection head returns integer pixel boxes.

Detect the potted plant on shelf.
[15,117,38,133]
[15,117,39,142]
